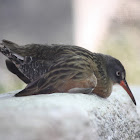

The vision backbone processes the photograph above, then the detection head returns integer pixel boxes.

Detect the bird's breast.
[93,78,113,98]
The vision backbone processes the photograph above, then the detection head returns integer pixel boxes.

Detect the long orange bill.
[120,80,136,105]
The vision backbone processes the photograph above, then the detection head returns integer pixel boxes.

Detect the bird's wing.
[1,40,79,82]
[15,55,97,97]
[1,40,98,91]
[0,45,53,82]
[15,70,97,97]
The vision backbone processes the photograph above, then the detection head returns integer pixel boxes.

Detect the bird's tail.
[0,43,23,65]
[1,40,19,51]
[0,41,31,84]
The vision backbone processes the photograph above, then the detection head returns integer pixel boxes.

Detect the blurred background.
[0,0,140,93]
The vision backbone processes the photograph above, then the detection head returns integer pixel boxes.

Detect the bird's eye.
[116,71,121,77]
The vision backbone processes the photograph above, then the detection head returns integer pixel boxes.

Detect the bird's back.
[1,40,98,82]
[1,40,94,60]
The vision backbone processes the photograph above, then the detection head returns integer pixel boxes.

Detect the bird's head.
[105,55,136,105]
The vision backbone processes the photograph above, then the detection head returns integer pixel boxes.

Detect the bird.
[0,39,136,105]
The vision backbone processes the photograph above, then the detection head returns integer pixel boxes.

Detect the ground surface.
[0,85,139,140]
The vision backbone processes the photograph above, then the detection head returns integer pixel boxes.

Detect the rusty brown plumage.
[0,40,136,105]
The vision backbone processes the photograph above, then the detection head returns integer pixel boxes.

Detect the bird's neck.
[92,53,113,98]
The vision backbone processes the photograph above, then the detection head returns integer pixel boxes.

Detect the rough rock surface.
[0,85,139,140]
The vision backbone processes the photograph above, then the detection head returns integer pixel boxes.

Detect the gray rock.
[0,85,139,140]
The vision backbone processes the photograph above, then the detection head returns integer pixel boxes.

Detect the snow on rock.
[0,85,139,140]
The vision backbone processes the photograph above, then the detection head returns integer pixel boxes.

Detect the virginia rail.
[0,40,136,105]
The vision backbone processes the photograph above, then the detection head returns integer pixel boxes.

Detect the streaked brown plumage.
[0,40,136,105]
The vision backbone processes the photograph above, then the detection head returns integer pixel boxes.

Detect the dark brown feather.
[0,40,114,97]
